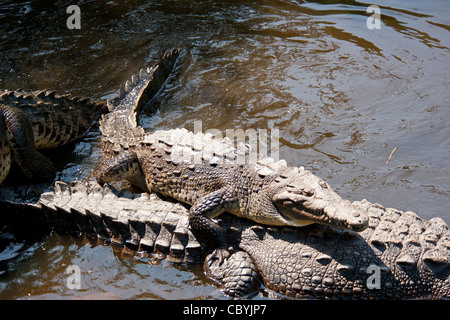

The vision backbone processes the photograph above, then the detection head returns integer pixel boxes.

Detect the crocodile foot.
[207,247,231,267]
[205,250,262,298]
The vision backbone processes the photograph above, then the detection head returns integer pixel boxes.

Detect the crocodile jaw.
[271,169,368,232]
[273,192,367,231]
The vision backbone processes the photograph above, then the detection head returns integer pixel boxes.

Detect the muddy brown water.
[0,0,449,299]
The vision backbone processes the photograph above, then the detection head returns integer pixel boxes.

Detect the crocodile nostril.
[318,180,328,189]
[352,220,368,232]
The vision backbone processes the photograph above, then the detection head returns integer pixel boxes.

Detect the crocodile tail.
[2,104,56,178]
[0,180,203,263]
[99,48,184,140]
[88,98,109,118]
[107,47,183,115]
[26,91,108,148]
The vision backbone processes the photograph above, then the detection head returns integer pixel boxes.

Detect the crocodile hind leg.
[1,104,55,181]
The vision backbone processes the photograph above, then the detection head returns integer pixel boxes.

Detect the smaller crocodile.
[0,90,108,184]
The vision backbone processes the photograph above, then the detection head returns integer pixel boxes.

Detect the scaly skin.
[97,48,185,155]
[0,90,107,183]
[88,49,368,255]
[0,114,12,183]
[94,127,368,256]
[0,181,448,299]
[0,181,203,263]
[207,201,450,299]
[206,200,450,299]
[85,47,184,187]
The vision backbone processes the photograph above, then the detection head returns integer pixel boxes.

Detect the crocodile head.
[269,167,368,232]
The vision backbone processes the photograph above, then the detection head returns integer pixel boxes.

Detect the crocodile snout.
[320,199,368,232]
[349,213,369,232]
[337,201,368,232]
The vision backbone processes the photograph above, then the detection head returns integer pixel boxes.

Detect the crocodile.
[0,89,108,184]
[2,49,447,299]
[87,51,368,258]
[93,128,370,257]
[0,181,448,299]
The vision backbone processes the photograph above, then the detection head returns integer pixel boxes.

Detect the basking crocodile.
[0,90,108,184]
[0,181,448,299]
[2,48,447,299]
[87,51,368,258]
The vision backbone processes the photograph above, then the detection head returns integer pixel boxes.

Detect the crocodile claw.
[208,248,231,267]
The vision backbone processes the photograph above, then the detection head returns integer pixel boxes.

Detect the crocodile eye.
[301,190,314,197]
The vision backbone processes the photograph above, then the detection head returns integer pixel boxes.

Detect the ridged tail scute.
[0,180,203,263]
[99,48,184,147]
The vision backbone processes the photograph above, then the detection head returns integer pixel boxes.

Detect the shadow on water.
[0,0,449,299]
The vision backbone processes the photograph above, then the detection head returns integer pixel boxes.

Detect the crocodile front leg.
[188,186,237,260]
[93,150,237,261]
[89,150,148,192]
